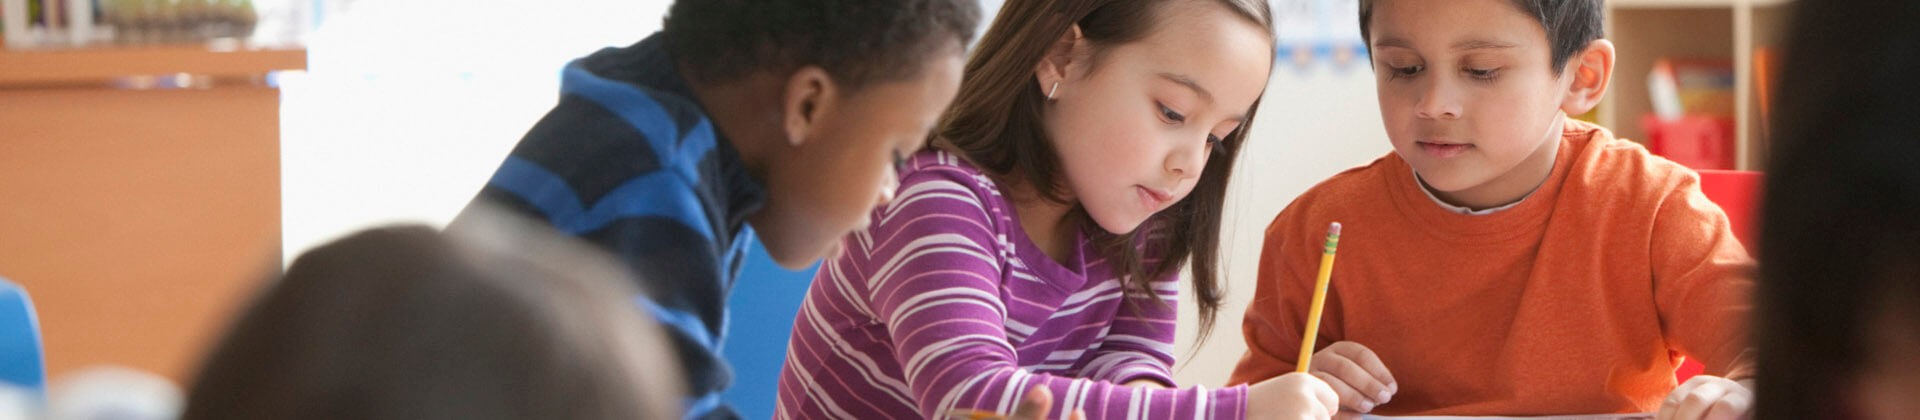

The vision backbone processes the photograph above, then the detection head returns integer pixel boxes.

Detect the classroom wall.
[279,0,671,261]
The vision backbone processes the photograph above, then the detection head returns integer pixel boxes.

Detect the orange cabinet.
[0,46,302,382]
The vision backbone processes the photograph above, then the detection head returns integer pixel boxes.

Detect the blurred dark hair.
[663,0,982,90]
[1752,1,1920,419]
[182,211,681,420]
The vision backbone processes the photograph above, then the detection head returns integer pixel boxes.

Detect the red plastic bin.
[1641,114,1736,170]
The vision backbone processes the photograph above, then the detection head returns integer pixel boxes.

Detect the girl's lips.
[1137,185,1174,208]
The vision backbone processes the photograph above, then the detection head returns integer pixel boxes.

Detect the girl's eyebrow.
[1157,72,1214,104]
[1158,72,1249,123]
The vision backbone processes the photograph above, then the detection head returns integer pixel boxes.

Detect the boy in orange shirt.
[1229,0,1754,418]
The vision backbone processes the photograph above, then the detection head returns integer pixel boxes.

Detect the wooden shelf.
[0,45,305,88]
[1598,0,1794,170]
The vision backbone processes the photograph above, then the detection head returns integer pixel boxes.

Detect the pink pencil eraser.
[1329,222,1342,236]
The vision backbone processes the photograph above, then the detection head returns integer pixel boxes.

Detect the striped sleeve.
[861,170,1247,420]
[1078,274,1181,386]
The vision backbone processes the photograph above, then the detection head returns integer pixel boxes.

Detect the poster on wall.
[1273,0,1369,73]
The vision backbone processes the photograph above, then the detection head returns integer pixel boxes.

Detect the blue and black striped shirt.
[464,33,766,420]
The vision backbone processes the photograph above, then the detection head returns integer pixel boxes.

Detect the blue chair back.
[719,243,816,419]
[0,277,46,400]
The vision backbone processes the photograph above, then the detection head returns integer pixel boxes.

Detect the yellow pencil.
[946,409,1004,420]
[1296,222,1341,373]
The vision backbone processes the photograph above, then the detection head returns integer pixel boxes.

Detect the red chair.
[1672,169,1762,383]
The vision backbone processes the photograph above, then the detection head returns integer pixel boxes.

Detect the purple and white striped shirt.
[774,150,1248,419]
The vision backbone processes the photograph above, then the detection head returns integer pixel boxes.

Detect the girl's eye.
[1159,105,1187,123]
[892,150,907,173]
[1205,134,1222,145]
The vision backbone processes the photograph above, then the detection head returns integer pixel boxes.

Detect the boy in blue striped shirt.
[454,1,980,418]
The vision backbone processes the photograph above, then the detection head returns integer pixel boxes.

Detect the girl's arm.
[861,174,1247,420]
[1079,276,1181,387]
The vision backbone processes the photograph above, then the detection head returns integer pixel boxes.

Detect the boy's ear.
[1561,39,1615,115]
[1033,23,1088,99]
[782,65,839,147]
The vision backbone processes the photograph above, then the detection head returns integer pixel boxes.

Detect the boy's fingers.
[1658,376,1717,420]
[1314,354,1390,407]
[1327,342,1397,394]
[1011,386,1053,420]
[1664,382,1728,420]
[1067,409,1086,420]
[1308,370,1375,413]
[1703,390,1751,420]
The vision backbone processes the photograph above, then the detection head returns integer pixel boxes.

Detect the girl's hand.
[1656,375,1752,420]
[1306,341,1398,413]
[1003,385,1085,420]
[1246,372,1339,420]
[1123,378,1169,388]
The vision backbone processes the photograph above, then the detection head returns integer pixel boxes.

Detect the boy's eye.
[1382,64,1428,81]
[1159,105,1187,123]
[892,150,908,173]
[1465,67,1500,80]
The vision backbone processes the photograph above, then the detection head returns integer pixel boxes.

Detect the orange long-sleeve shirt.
[1229,119,1754,415]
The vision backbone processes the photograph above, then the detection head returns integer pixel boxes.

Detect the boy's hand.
[1245,372,1339,420]
[1306,341,1398,413]
[1656,375,1751,420]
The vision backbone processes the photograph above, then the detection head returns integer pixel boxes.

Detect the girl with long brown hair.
[773,0,1336,418]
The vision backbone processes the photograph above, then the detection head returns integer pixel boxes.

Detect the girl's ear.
[1560,39,1615,115]
[1033,23,1088,100]
[781,65,839,147]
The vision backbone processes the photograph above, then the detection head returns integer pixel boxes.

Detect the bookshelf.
[1600,0,1794,170]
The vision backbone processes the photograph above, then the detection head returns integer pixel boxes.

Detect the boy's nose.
[1416,80,1464,120]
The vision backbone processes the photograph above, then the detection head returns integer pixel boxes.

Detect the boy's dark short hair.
[1359,0,1604,74]
[663,0,981,89]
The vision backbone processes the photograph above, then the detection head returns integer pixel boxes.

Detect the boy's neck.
[1427,116,1567,211]
[682,65,788,183]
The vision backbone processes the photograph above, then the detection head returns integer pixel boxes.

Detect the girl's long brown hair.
[935,0,1274,344]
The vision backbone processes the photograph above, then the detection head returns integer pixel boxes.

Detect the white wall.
[280,0,672,262]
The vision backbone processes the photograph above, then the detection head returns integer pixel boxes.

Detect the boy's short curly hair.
[664,0,982,90]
